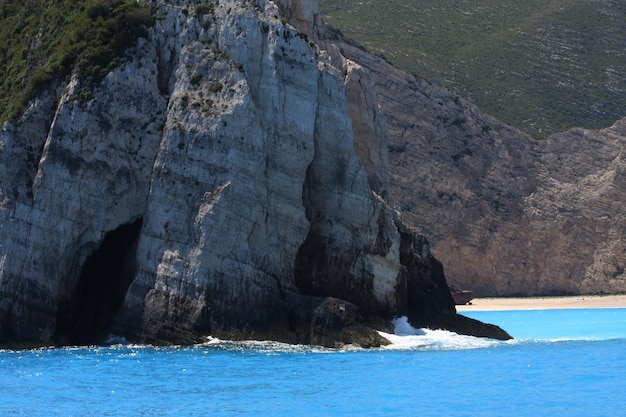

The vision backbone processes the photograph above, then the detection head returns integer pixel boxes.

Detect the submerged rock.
[0,0,509,348]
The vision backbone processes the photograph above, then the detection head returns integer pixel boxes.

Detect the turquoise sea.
[2,308,625,416]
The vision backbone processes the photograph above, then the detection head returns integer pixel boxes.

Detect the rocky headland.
[332,42,626,297]
[0,0,511,348]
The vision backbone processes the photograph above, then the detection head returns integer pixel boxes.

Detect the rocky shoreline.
[0,0,512,349]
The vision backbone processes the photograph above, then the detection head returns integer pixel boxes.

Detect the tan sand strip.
[456,294,626,312]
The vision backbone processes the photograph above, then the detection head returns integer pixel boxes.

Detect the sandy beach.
[456,294,626,311]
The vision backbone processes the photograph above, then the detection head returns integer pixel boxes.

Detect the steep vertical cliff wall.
[334,42,626,297]
[0,0,507,348]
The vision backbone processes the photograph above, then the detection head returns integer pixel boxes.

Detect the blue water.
[1,309,625,417]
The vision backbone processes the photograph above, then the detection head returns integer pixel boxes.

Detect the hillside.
[0,0,153,123]
[321,0,626,138]
[332,40,626,297]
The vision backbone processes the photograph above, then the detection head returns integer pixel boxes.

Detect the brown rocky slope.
[334,42,626,297]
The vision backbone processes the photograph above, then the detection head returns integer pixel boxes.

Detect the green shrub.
[195,3,215,16]
[0,0,155,124]
[191,73,203,86]
[208,81,223,93]
[321,0,626,138]
[180,94,189,109]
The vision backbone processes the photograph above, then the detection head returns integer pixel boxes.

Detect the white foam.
[199,336,335,354]
[201,318,507,353]
[379,316,505,351]
[380,329,503,351]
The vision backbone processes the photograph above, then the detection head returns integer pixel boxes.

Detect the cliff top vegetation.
[0,0,154,124]
[321,0,626,138]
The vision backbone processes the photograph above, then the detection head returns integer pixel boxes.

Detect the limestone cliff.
[334,42,626,297]
[0,0,509,348]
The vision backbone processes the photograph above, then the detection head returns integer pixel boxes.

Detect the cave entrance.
[56,218,143,346]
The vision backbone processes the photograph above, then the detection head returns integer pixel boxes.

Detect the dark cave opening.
[56,218,143,346]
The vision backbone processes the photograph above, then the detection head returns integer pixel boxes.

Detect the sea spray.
[379,316,505,351]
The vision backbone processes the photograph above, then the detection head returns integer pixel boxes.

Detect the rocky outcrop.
[334,42,626,297]
[275,0,325,44]
[0,0,510,348]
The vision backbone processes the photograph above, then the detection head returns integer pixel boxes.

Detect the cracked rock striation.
[0,0,509,348]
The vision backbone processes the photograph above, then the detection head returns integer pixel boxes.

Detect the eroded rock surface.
[0,0,510,348]
[335,42,626,296]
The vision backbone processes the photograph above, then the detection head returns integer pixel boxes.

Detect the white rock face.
[123,0,328,342]
[2,0,466,347]
[0,37,165,343]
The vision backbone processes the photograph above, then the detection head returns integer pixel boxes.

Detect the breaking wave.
[378,316,507,351]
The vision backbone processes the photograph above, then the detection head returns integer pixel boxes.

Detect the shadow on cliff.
[294,219,512,345]
[55,218,143,346]
[0,0,512,350]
